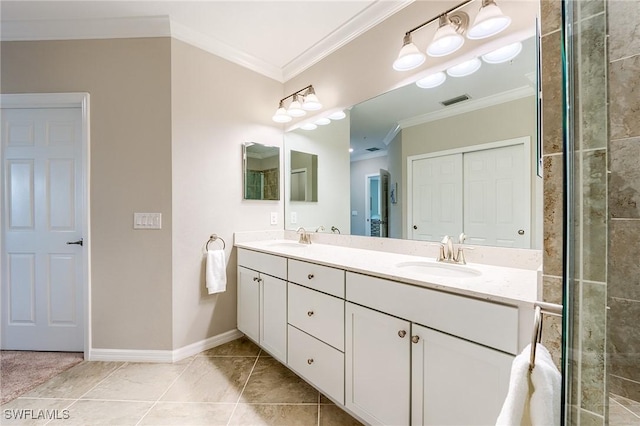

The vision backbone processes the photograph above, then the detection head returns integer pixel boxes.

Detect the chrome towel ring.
[206,234,226,251]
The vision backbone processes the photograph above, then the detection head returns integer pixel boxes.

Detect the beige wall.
[1,38,174,350]
[170,39,283,349]
[350,155,388,236]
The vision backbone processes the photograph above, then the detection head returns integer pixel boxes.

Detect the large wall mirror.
[284,5,541,249]
[243,142,280,201]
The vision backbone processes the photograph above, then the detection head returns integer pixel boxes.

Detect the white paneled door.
[2,106,85,351]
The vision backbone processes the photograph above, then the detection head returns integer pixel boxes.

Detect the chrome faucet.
[436,233,472,264]
[315,225,325,233]
[330,226,341,234]
[296,227,311,244]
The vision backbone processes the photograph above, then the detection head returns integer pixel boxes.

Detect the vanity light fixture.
[446,57,482,77]
[272,85,322,123]
[315,117,331,125]
[416,71,447,89]
[300,123,318,130]
[392,0,512,71]
[467,0,511,40]
[481,41,522,63]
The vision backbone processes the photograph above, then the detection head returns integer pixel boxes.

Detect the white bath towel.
[206,249,227,294]
[496,343,561,426]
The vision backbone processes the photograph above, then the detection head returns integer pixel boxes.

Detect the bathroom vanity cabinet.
[236,244,533,426]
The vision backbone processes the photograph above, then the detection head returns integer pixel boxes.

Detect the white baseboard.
[88,329,243,363]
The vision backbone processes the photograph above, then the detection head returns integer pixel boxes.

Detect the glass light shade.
[272,107,292,123]
[349,148,354,153]
[302,93,322,111]
[287,97,306,117]
[482,42,522,64]
[315,117,331,125]
[393,35,426,71]
[328,110,346,120]
[446,58,482,77]
[427,21,464,57]
[467,2,511,39]
[300,123,317,130]
[416,72,447,89]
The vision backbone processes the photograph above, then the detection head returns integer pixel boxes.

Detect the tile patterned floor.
[0,337,362,426]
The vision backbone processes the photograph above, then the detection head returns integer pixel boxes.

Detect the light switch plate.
[134,213,162,229]
[270,212,278,225]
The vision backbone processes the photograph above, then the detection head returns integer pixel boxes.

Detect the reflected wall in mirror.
[284,11,542,249]
[290,150,318,202]
[284,116,350,233]
[243,142,280,201]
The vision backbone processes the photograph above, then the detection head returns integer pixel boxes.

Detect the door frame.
[406,136,531,242]
[0,93,91,357]
[364,173,379,236]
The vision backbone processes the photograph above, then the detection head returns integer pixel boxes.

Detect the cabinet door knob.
[307,274,314,280]
[252,277,259,282]
[413,225,418,230]
[518,229,525,235]
[307,358,314,365]
[412,335,420,344]
[398,330,407,338]
[307,311,314,317]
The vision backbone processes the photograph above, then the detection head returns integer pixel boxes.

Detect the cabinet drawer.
[346,272,519,354]
[288,325,344,404]
[288,283,345,351]
[288,259,345,298]
[237,248,287,280]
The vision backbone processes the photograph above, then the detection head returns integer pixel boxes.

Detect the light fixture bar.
[403,0,474,39]
[279,85,313,105]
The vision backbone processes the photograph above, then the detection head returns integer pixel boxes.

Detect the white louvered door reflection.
[2,107,84,351]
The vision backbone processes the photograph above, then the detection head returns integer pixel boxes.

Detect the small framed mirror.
[243,142,280,200]
[290,150,318,202]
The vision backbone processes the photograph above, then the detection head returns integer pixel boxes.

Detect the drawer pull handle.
[308,274,314,280]
[307,311,314,317]
[412,335,420,344]
[307,358,314,365]
[398,330,407,338]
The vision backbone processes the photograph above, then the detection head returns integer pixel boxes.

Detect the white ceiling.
[0,0,412,82]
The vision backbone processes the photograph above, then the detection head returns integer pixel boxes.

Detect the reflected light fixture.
[271,85,322,123]
[315,117,331,125]
[328,110,346,120]
[416,71,447,89]
[426,13,468,57]
[446,57,482,77]
[300,123,317,130]
[467,0,511,40]
[482,41,522,63]
[393,34,426,71]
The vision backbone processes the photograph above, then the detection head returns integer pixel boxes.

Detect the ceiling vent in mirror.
[366,147,381,152]
[441,94,471,106]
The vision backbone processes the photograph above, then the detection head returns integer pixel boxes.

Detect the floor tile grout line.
[134,355,198,426]
[317,391,321,426]
[226,350,262,426]
[42,361,129,426]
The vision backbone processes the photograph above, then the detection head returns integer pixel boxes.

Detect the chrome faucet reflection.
[436,233,473,265]
[315,225,325,233]
[296,227,311,244]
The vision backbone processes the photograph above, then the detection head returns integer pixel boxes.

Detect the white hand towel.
[206,249,226,294]
[496,345,532,426]
[530,344,561,426]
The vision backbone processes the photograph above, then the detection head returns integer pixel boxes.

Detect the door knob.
[518,229,525,235]
[413,225,417,230]
[308,274,314,280]
[66,238,83,246]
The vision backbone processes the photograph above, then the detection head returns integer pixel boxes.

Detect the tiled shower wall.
[540,0,609,424]
[542,0,640,424]
[607,0,640,404]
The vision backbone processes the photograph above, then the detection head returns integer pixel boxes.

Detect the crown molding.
[383,124,401,146]
[282,0,414,82]
[398,86,536,129]
[0,16,171,41]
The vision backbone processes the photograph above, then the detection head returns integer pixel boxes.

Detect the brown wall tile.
[582,149,607,282]
[609,55,640,140]
[579,0,605,19]
[609,137,640,219]
[541,0,562,35]
[543,154,564,276]
[609,219,640,300]
[608,1,640,62]
[608,298,640,384]
[541,32,564,155]
[580,281,607,415]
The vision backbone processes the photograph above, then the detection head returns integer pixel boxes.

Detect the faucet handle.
[454,245,474,264]
[441,235,451,244]
[458,233,467,244]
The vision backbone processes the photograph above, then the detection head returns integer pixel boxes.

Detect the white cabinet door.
[346,302,410,426]
[260,274,287,363]
[411,324,514,426]
[237,266,260,343]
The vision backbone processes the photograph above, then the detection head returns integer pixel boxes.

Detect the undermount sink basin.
[267,241,308,249]
[395,261,481,278]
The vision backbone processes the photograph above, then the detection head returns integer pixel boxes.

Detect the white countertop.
[235,239,538,307]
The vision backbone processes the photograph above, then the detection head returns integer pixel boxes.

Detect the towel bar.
[206,234,226,251]
[529,301,562,371]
